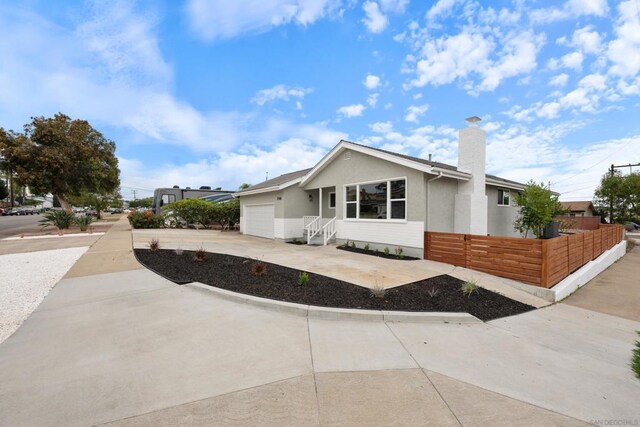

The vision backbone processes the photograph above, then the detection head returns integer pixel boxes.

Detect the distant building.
[559,201,595,217]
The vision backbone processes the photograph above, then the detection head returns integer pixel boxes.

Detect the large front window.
[344,179,406,220]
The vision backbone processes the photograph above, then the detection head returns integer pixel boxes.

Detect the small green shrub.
[40,210,75,231]
[342,240,350,248]
[193,247,207,261]
[149,238,160,251]
[128,211,165,229]
[395,247,404,259]
[364,243,370,252]
[383,247,390,256]
[298,271,310,286]
[461,280,478,298]
[350,240,356,249]
[74,214,94,232]
[632,332,640,379]
[370,285,386,299]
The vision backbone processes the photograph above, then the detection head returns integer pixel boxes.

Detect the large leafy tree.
[514,181,566,238]
[4,113,120,211]
[594,172,640,223]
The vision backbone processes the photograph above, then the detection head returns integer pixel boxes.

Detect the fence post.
[464,234,470,268]
[541,239,549,288]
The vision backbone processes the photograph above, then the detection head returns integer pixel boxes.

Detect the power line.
[550,138,637,186]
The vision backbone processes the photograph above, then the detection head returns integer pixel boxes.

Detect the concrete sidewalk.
[564,243,640,321]
[1,220,639,426]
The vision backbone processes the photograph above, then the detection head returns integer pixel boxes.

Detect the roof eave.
[236,177,303,197]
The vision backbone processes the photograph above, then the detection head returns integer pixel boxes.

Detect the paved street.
[0,219,639,426]
[0,214,42,239]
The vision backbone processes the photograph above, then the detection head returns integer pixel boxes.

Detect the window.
[344,178,406,220]
[328,192,336,209]
[497,189,510,206]
[160,194,176,206]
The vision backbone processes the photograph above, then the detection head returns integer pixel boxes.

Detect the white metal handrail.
[323,217,337,245]
[306,216,321,244]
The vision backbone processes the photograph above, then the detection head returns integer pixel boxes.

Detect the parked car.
[624,222,640,231]
[110,208,123,214]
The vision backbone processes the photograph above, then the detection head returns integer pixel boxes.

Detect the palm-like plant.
[40,210,75,231]
[74,214,94,232]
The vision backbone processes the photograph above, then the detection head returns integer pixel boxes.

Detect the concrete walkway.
[564,243,640,321]
[1,219,639,426]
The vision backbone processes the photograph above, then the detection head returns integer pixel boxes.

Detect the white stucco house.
[236,117,526,258]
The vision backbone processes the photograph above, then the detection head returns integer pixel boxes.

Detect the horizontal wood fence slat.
[554,216,600,230]
[424,224,624,288]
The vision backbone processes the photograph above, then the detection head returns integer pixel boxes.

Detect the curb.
[185,282,482,324]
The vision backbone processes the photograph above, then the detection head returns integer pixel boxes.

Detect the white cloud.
[251,84,312,106]
[530,0,609,24]
[404,104,429,123]
[367,93,379,107]
[379,0,409,14]
[185,0,342,41]
[337,104,366,118]
[549,51,584,71]
[406,24,544,94]
[549,73,569,87]
[426,0,459,22]
[370,121,393,133]
[571,26,603,54]
[362,1,388,33]
[607,0,640,78]
[363,74,381,89]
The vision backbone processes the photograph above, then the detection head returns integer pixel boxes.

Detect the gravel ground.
[0,246,88,343]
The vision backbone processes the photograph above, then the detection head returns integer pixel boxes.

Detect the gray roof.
[238,168,313,192]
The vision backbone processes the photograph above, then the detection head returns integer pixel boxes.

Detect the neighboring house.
[236,117,526,258]
[559,201,595,217]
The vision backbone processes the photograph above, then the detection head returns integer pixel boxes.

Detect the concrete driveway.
[1,220,639,426]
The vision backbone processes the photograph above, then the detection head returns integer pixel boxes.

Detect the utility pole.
[131,190,137,200]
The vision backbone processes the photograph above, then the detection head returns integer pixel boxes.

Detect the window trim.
[328,192,336,209]
[497,189,510,207]
[343,176,407,222]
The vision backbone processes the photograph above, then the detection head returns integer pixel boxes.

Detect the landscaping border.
[185,282,482,323]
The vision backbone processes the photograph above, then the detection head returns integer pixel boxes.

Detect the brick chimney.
[454,116,488,235]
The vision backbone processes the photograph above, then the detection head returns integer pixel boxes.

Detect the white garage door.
[244,204,275,239]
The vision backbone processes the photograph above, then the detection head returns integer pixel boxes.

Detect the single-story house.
[559,201,596,217]
[236,117,526,258]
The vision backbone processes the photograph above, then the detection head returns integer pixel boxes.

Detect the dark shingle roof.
[238,168,313,192]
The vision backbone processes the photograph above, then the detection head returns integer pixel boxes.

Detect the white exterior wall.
[454,125,488,235]
[274,218,305,240]
[336,220,424,251]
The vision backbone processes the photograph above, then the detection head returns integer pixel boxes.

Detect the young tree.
[238,183,251,191]
[5,114,120,211]
[594,172,627,223]
[514,181,565,238]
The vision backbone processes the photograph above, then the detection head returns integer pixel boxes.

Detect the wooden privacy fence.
[424,224,624,288]
[554,215,600,230]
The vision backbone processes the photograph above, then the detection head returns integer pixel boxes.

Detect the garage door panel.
[244,204,274,239]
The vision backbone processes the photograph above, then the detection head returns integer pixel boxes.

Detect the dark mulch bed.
[336,245,420,260]
[134,249,535,321]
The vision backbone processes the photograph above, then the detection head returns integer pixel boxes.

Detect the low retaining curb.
[185,282,482,323]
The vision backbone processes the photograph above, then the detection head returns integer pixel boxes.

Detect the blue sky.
[1,0,639,201]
